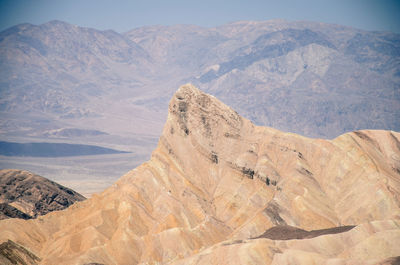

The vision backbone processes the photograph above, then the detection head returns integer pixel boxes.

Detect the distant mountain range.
[0,19,398,143]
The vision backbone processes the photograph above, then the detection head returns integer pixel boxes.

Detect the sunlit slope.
[0,84,399,264]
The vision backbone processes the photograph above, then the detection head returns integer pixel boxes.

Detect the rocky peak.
[166,83,244,141]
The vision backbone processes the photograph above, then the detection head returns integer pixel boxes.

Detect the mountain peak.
[166,84,244,142]
[175,83,201,99]
[42,20,74,27]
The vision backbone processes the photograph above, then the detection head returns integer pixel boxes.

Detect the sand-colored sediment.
[1,84,399,264]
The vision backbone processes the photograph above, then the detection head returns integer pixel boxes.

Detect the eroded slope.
[0,84,399,264]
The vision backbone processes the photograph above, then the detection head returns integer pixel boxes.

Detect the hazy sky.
[0,0,399,33]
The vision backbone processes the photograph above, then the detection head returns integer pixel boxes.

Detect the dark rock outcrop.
[254,225,356,240]
[0,203,32,220]
[0,169,85,219]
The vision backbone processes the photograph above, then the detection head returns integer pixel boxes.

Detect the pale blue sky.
[0,0,399,33]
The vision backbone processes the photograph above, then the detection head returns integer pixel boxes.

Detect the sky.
[0,0,399,33]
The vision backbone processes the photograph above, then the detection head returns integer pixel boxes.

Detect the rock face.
[0,84,399,264]
[0,169,85,219]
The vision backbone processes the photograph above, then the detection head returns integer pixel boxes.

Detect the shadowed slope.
[254,225,356,240]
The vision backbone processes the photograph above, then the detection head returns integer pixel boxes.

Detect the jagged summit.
[0,85,399,264]
[166,83,245,139]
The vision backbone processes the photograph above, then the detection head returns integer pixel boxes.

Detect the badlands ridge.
[1,84,399,264]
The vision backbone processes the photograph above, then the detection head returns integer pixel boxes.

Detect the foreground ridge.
[0,84,399,264]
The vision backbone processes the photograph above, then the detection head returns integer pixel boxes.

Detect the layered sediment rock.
[0,84,399,264]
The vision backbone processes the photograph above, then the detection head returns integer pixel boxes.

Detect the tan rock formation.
[0,84,399,264]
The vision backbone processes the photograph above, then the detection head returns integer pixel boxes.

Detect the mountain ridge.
[1,19,398,139]
[0,84,398,264]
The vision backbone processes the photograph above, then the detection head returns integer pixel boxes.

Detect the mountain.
[0,169,85,219]
[0,20,160,138]
[1,20,399,139]
[126,20,400,138]
[0,19,399,194]
[0,85,398,264]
